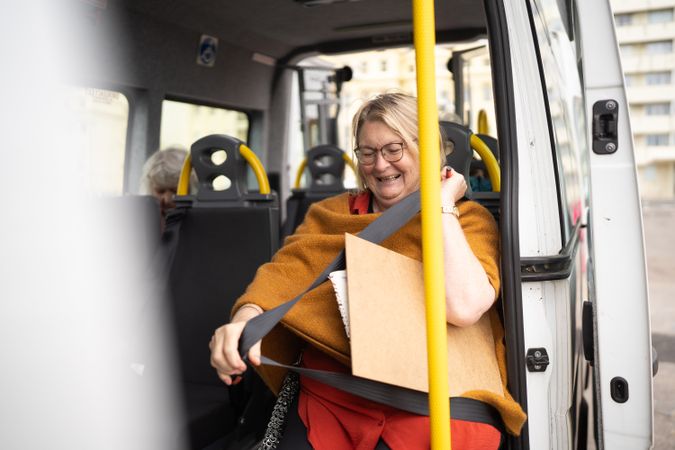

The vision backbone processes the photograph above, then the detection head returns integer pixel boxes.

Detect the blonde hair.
[351,93,445,191]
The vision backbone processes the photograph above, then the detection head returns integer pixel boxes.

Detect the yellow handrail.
[470,134,500,192]
[293,159,309,189]
[177,144,271,195]
[292,152,358,189]
[477,109,489,135]
[240,144,271,194]
[177,154,192,196]
[413,0,451,448]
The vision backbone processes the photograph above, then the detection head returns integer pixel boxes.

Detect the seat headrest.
[190,134,250,202]
[306,144,346,193]
[439,121,473,179]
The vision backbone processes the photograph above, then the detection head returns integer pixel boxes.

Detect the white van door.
[576,1,654,448]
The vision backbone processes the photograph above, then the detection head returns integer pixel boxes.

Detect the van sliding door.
[576,1,654,448]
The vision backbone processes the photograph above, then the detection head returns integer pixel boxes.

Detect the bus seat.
[440,120,474,182]
[440,122,501,221]
[163,134,279,449]
[282,144,347,238]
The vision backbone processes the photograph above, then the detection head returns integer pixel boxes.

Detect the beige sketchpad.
[345,233,504,397]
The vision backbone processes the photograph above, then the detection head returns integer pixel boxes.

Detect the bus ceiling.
[117,0,488,60]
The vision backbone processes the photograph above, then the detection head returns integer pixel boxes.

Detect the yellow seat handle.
[470,134,500,192]
[477,109,489,135]
[177,143,270,196]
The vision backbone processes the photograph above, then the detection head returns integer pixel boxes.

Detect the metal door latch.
[592,99,619,155]
[526,348,550,372]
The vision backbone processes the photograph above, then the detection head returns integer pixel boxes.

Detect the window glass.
[645,40,673,55]
[530,0,587,239]
[69,87,129,195]
[160,100,249,150]
[624,73,637,86]
[648,9,673,24]
[646,71,672,85]
[645,102,671,115]
[615,13,633,26]
[646,134,670,146]
[620,43,638,57]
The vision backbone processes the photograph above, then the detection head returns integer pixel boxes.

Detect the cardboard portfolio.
[345,233,504,397]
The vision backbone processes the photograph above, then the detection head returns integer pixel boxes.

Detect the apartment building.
[612,0,675,200]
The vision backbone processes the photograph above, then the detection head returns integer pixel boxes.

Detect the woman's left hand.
[440,166,467,205]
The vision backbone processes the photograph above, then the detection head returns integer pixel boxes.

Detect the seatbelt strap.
[238,190,421,353]
[238,190,503,429]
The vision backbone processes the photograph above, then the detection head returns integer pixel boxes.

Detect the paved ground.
[643,202,675,450]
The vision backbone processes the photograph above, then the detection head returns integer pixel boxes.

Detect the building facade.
[612,0,675,200]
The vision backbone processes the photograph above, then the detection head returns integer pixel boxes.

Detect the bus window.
[69,87,129,195]
[160,99,249,150]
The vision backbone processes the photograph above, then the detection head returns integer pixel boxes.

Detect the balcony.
[626,85,675,103]
[620,52,675,72]
[635,145,675,165]
[616,22,675,43]
[631,115,675,134]
[611,0,675,14]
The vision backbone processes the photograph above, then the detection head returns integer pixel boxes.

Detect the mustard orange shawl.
[232,193,526,435]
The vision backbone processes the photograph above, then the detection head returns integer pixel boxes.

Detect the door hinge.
[526,348,550,372]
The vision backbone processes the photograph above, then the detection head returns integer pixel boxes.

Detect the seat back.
[282,145,347,238]
[439,121,501,220]
[163,134,279,448]
[440,120,474,186]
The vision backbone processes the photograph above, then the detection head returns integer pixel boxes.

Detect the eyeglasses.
[353,142,405,165]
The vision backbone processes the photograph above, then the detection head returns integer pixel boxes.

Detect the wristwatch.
[441,204,460,218]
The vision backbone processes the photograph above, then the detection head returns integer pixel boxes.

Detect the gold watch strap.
[441,204,459,218]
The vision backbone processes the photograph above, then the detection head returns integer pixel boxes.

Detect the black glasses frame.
[353,142,406,165]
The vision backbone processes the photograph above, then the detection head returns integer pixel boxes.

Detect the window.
[359,61,368,73]
[646,71,672,85]
[624,73,637,86]
[69,87,129,195]
[620,43,638,56]
[646,134,670,146]
[615,13,633,26]
[646,40,673,55]
[380,60,388,72]
[648,9,673,24]
[160,100,249,150]
[645,102,670,115]
[530,3,585,237]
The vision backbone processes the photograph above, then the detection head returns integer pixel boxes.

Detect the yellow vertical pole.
[412,0,451,449]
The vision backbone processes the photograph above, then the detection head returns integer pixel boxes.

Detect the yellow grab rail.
[293,152,357,189]
[470,134,500,192]
[177,154,192,196]
[413,0,451,448]
[177,144,271,196]
[477,109,489,135]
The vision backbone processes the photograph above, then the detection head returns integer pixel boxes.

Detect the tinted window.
[645,40,673,55]
[646,71,672,85]
[615,13,633,26]
[648,9,673,24]
[645,103,671,115]
[646,134,670,146]
[530,0,586,238]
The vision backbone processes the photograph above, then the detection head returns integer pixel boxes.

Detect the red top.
[296,192,501,450]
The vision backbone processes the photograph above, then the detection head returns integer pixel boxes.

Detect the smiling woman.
[209,92,525,449]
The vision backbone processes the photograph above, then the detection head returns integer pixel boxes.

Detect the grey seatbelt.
[237,190,503,428]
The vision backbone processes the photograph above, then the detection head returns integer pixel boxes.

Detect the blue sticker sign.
[197,35,218,67]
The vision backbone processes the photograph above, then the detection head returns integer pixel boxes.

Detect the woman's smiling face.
[357,120,419,212]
